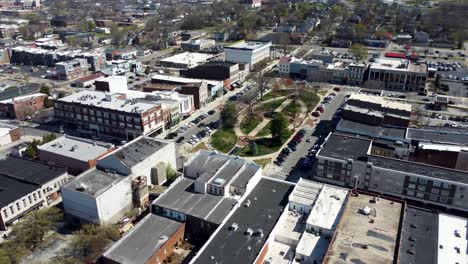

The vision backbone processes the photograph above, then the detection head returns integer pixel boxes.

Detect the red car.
[317,108,325,113]
[334,87,341,92]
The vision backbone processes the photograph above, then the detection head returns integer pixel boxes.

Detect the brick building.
[0,93,47,120]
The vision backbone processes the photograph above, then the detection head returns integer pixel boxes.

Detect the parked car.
[208,109,216,115]
[312,111,321,117]
[176,137,185,143]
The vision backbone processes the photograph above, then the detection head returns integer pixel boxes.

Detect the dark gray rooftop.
[0,174,39,209]
[369,155,468,184]
[398,207,438,264]
[337,119,407,141]
[407,127,468,145]
[64,169,127,196]
[192,178,294,264]
[110,137,168,168]
[0,156,67,185]
[153,177,237,224]
[231,164,260,189]
[318,133,372,161]
[103,214,183,264]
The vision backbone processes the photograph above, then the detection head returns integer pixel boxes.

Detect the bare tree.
[241,91,257,116]
[252,73,270,101]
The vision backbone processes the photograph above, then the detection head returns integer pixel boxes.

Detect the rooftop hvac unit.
[229,223,238,231]
[244,199,251,207]
[245,228,253,236]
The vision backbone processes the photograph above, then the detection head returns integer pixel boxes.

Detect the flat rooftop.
[192,178,294,264]
[38,135,112,162]
[105,137,168,169]
[324,193,403,264]
[370,58,427,73]
[438,213,468,263]
[225,40,271,50]
[0,93,46,104]
[368,155,468,184]
[160,52,213,65]
[407,127,468,145]
[348,93,413,112]
[398,207,438,264]
[64,168,127,197]
[0,174,39,209]
[336,119,408,141]
[306,185,348,232]
[103,214,183,264]
[317,133,371,161]
[153,177,237,224]
[58,90,159,114]
[296,232,330,263]
[0,156,67,186]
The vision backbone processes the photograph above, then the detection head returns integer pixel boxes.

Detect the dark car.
[197,122,206,128]
[312,111,321,117]
[208,109,216,115]
[334,87,341,92]
[229,95,238,101]
[274,160,284,166]
[176,137,185,143]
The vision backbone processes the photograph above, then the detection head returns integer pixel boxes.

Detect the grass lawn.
[211,127,237,153]
[318,90,328,96]
[253,158,272,168]
[282,101,301,118]
[191,142,208,153]
[240,115,263,135]
[262,89,292,101]
[256,122,271,137]
[238,130,293,157]
[255,98,287,112]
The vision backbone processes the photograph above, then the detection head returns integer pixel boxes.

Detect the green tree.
[10,207,62,249]
[144,66,151,75]
[39,85,51,96]
[42,133,57,144]
[220,102,237,128]
[166,164,178,183]
[110,24,125,48]
[249,141,258,156]
[349,43,368,60]
[330,5,343,21]
[43,97,54,108]
[25,138,41,158]
[270,113,288,140]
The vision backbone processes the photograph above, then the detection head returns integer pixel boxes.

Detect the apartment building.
[367,58,428,92]
[54,91,164,140]
[312,133,468,213]
[55,58,89,80]
[0,156,69,230]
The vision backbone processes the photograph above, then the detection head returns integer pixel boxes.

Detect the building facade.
[224,41,271,70]
[0,93,47,120]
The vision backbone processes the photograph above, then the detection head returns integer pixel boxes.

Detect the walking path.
[248,98,292,137]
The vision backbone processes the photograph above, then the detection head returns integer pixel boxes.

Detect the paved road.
[264,87,356,182]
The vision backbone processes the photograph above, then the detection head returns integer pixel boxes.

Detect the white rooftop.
[289,178,323,207]
[295,232,329,263]
[306,185,348,232]
[370,58,427,73]
[160,52,213,67]
[225,40,271,50]
[151,74,222,87]
[349,93,413,112]
[419,142,468,152]
[58,90,160,114]
[38,135,113,162]
[0,93,46,104]
[438,213,468,263]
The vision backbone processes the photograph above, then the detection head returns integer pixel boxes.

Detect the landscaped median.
[240,114,263,135]
[210,127,237,153]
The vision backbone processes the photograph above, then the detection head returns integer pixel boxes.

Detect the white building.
[97,137,176,186]
[94,75,128,93]
[437,213,468,263]
[149,90,195,117]
[61,168,133,225]
[224,40,271,70]
[160,52,214,69]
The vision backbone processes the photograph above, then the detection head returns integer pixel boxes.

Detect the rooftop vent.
[245,228,253,236]
[244,200,251,208]
[255,229,264,237]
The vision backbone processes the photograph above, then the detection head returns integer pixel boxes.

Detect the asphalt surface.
[265,87,355,182]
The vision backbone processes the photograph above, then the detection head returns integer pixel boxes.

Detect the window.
[406,190,415,196]
[416,192,424,198]
[9,206,14,214]
[429,195,438,202]
[440,197,448,203]
[28,196,32,203]
[33,193,37,201]
[16,203,20,211]
[22,199,26,207]
[417,186,426,192]
[441,190,450,196]
[3,209,7,218]
[409,176,417,183]
[431,188,440,194]
[38,191,41,199]
[408,184,416,189]
[433,181,441,188]
[419,179,427,184]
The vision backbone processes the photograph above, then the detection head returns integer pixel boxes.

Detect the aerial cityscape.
[0,0,466,263]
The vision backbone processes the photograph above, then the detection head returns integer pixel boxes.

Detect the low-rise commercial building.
[181,61,244,84]
[367,58,428,92]
[97,136,176,186]
[160,52,213,69]
[38,135,115,175]
[54,91,165,140]
[101,214,185,264]
[75,73,105,88]
[0,123,20,146]
[0,156,69,230]
[224,40,271,70]
[94,76,128,93]
[0,93,47,120]
[181,38,215,52]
